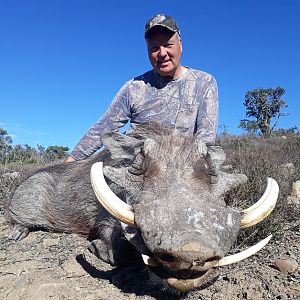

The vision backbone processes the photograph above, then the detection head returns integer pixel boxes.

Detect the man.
[65,14,218,162]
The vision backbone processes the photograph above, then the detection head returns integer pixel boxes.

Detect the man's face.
[146,29,182,80]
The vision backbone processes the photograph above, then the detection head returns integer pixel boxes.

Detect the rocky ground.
[0,207,299,300]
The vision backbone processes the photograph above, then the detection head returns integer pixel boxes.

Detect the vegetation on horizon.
[0,128,69,166]
[239,87,288,137]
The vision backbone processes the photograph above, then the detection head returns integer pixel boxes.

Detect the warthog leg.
[9,224,29,241]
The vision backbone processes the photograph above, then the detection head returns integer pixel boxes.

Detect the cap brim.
[145,25,177,38]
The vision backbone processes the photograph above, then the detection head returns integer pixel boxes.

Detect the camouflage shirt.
[70,67,218,160]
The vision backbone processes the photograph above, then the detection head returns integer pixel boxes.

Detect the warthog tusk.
[142,254,158,266]
[90,162,136,227]
[240,178,279,229]
[216,234,272,267]
[142,235,272,268]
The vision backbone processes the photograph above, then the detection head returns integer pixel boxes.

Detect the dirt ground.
[0,207,299,300]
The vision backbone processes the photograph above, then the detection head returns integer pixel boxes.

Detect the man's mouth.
[158,60,170,67]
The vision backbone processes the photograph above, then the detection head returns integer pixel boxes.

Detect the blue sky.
[0,0,299,150]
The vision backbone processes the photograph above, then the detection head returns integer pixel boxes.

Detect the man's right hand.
[64,156,76,163]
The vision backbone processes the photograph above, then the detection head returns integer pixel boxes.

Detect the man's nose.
[158,46,167,57]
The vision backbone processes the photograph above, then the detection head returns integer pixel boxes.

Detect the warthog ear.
[217,172,248,195]
[193,140,223,184]
[101,131,144,160]
[193,139,226,172]
[129,139,157,176]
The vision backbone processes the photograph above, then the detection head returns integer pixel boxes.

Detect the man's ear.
[101,131,144,160]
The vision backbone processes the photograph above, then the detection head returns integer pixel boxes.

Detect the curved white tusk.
[142,254,158,267]
[216,234,272,267]
[142,235,272,268]
[90,162,135,226]
[240,178,279,229]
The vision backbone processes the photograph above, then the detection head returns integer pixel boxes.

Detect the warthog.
[6,123,278,292]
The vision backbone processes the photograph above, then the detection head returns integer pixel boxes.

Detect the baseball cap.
[144,14,180,38]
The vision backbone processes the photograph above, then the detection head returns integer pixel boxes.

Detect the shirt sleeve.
[195,75,218,144]
[70,82,132,160]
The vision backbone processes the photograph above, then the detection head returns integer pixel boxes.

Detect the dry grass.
[217,133,300,245]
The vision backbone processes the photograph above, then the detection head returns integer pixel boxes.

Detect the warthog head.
[91,123,278,292]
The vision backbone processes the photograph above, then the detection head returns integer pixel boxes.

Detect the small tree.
[239,87,287,137]
[45,146,69,161]
[0,128,13,163]
[0,128,70,165]
[8,144,39,164]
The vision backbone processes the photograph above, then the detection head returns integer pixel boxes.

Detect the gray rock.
[273,259,299,275]
[291,180,300,199]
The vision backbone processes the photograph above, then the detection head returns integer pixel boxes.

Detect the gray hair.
[175,32,182,42]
